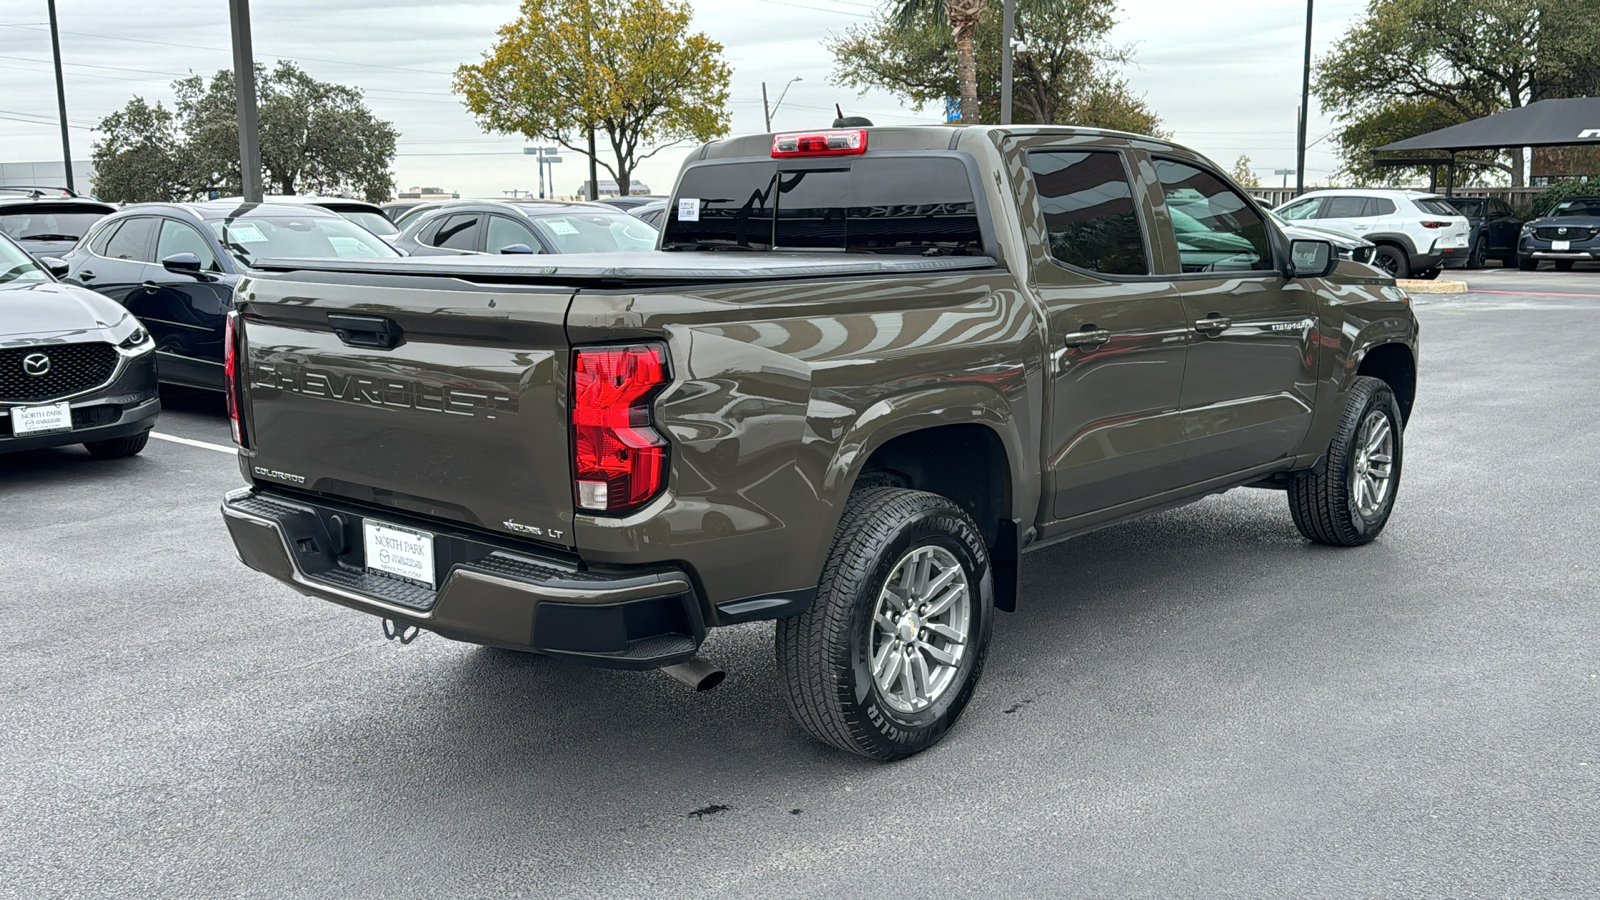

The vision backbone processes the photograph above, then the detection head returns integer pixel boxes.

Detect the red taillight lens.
[224,311,244,446]
[571,344,669,514]
[772,128,868,158]
[1421,221,1446,228]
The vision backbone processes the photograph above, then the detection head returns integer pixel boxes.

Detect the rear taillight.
[1420,221,1448,228]
[571,344,669,514]
[772,128,867,158]
[224,311,244,446]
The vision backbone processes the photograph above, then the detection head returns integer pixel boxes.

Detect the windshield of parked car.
[529,212,658,253]
[0,236,49,283]
[207,214,400,265]
[333,210,399,237]
[0,208,107,242]
[1550,198,1600,217]
[1444,198,1485,217]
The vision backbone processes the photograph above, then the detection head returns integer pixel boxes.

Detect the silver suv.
[1275,189,1471,279]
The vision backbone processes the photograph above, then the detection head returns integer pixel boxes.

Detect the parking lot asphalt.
[3,273,1598,899]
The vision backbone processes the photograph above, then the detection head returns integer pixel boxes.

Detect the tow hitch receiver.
[382,617,421,645]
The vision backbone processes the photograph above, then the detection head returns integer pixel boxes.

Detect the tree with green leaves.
[455,0,732,196]
[1314,0,1600,187]
[832,0,1162,134]
[91,62,397,203]
[886,0,987,125]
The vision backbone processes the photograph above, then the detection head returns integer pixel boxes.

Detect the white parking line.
[150,432,237,455]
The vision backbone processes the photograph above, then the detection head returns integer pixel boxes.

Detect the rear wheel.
[1518,254,1538,271]
[1371,245,1409,279]
[1467,237,1487,269]
[83,431,149,460]
[1287,376,1403,547]
[1554,260,1575,272]
[775,487,993,761]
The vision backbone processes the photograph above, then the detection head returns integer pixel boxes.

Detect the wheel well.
[1357,343,1416,423]
[856,424,1010,550]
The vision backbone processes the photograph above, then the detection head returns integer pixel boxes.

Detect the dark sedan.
[0,188,117,261]
[392,200,658,257]
[1,231,158,458]
[1517,195,1600,271]
[1441,196,1523,268]
[59,201,398,389]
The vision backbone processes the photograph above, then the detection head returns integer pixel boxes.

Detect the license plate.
[362,520,436,588]
[11,402,72,436]
[1553,240,1571,251]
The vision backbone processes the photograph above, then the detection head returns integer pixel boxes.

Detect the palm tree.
[891,0,988,125]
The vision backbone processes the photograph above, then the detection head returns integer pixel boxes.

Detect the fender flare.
[1363,232,1420,256]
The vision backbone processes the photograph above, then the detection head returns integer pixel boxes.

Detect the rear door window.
[103,216,157,261]
[87,220,123,256]
[1027,149,1149,276]
[1318,197,1369,219]
[431,214,481,251]
[664,156,982,254]
[1368,198,1397,215]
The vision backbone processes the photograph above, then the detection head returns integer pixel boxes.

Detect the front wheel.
[84,432,150,459]
[775,487,993,760]
[1371,245,1409,279]
[1518,254,1538,271]
[1287,376,1403,546]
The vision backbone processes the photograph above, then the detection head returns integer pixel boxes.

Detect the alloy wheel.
[1349,409,1395,518]
[868,545,971,714]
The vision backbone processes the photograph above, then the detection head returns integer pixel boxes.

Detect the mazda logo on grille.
[22,352,51,377]
[1559,227,1569,236]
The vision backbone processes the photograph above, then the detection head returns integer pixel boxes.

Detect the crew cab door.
[1022,145,1190,523]
[1142,154,1318,485]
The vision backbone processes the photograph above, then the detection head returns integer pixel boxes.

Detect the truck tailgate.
[237,272,575,549]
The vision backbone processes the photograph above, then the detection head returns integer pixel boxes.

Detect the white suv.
[1274,189,1472,279]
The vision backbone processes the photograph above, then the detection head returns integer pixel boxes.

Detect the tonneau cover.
[248,250,999,283]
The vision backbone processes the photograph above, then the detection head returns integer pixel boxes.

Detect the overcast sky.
[0,0,1368,197]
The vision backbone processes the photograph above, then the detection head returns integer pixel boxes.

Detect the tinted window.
[1277,198,1322,220]
[156,219,218,270]
[486,215,539,253]
[530,212,658,254]
[1491,200,1515,217]
[0,208,107,242]
[1154,159,1272,273]
[87,220,122,256]
[1446,198,1485,217]
[1028,150,1148,275]
[103,216,157,261]
[337,210,399,237]
[431,214,480,251]
[1319,197,1370,219]
[663,157,982,254]
[1369,198,1397,215]
[1416,198,1460,216]
[207,214,399,266]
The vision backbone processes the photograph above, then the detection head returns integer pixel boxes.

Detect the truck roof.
[695,124,1187,161]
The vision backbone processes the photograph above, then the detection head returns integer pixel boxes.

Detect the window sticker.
[544,218,579,236]
[677,198,701,222]
[224,222,268,243]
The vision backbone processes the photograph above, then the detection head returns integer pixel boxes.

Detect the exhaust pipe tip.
[660,656,726,692]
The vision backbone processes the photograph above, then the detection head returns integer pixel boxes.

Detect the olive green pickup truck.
[221,125,1418,760]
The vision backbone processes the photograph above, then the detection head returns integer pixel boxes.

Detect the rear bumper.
[221,488,705,669]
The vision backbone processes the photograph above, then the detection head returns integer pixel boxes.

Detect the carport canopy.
[1376,97,1600,153]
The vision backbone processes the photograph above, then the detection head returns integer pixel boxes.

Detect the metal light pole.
[763,77,801,132]
[46,0,74,193]
[1000,0,1014,126]
[1295,0,1313,197]
[229,0,263,202]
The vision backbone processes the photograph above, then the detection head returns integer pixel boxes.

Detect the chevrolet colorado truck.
[221,126,1419,760]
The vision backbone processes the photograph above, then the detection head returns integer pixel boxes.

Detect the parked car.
[392,200,658,256]
[382,200,461,230]
[628,200,669,229]
[1275,189,1471,279]
[221,125,1418,760]
[598,195,666,211]
[211,195,400,240]
[1268,211,1376,266]
[1438,196,1523,268]
[59,200,398,390]
[0,187,117,261]
[0,231,158,458]
[1516,195,1600,271]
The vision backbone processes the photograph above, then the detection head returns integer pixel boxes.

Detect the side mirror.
[162,252,204,275]
[1289,239,1337,278]
[38,256,69,278]
[498,243,535,255]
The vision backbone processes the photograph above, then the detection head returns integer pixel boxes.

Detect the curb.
[1396,279,1468,294]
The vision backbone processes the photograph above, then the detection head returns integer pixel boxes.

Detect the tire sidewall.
[1373,245,1406,278]
[1341,384,1404,540]
[842,504,992,759]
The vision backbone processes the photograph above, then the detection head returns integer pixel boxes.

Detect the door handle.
[140,280,160,290]
[1062,327,1111,349]
[328,313,403,350]
[1194,315,1232,335]
[78,270,96,281]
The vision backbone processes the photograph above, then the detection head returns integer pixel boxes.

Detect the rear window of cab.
[663,157,984,255]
